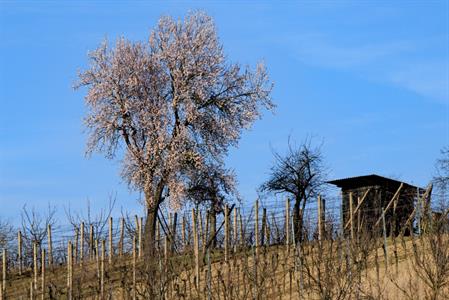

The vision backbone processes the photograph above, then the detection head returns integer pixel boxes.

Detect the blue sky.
[1,1,448,223]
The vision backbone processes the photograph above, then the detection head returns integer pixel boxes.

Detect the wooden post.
[139,217,143,259]
[416,187,422,235]
[47,224,53,267]
[101,240,105,298]
[261,207,267,246]
[18,230,22,275]
[156,216,160,250]
[286,199,290,251]
[173,212,178,253]
[80,222,85,267]
[74,228,79,265]
[132,235,136,300]
[191,209,200,289]
[349,192,354,240]
[203,210,209,256]
[168,213,173,253]
[2,249,6,298]
[182,214,186,249]
[198,211,204,255]
[89,224,94,260]
[265,210,270,246]
[224,205,229,262]
[33,242,38,290]
[164,235,168,262]
[239,209,244,247]
[41,249,45,300]
[382,211,389,270]
[95,239,99,279]
[255,200,259,256]
[233,208,238,252]
[67,241,72,300]
[109,217,113,264]
[30,281,33,300]
[119,218,124,257]
[317,195,324,241]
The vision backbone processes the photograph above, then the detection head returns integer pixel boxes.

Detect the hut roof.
[327,174,423,191]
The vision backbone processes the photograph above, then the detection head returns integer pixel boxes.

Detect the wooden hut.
[328,174,426,237]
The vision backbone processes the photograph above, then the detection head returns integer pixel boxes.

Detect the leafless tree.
[20,205,56,264]
[65,195,116,245]
[76,11,273,253]
[260,138,327,242]
[0,218,14,251]
[185,163,239,248]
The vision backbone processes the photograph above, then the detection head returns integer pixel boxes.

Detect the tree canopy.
[76,12,274,214]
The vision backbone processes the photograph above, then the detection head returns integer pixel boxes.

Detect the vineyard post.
[349,192,354,240]
[101,240,105,298]
[2,249,6,298]
[89,225,94,260]
[198,211,204,255]
[89,224,95,260]
[192,209,200,289]
[168,213,173,253]
[132,235,136,300]
[261,207,267,246]
[109,217,113,264]
[381,211,389,270]
[47,225,53,267]
[33,242,38,290]
[203,210,209,256]
[67,241,72,300]
[264,210,270,246]
[357,196,361,234]
[233,207,238,252]
[239,209,244,248]
[164,235,168,263]
[74,228,79,265]
[182,214,186,249]
[18,231,22,275]
[95,239,99,279]
[80,222,84,267]
[41,249,45,300]
[255,200,259,256]
[286,199,290,252]
[139,217,143,259]
[119,218,124,257]
[134,216,140,258]
[172,212,178,254]
[224,205,229,262]
[156,216,160,250]
[317,195,323,241]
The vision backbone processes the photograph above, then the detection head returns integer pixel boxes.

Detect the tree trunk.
[293,199,301,243]
[293,197,306,243]
[143,187,164,257]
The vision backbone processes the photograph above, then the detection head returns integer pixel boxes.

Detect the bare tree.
[65,195,116,245]
[260,138,326,242]
[185,163,239,247]
[76,11,273,253]
[0,218,14,251]
[21,205,56,265]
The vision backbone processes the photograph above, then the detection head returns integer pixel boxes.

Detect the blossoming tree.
[76,12,273,253]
